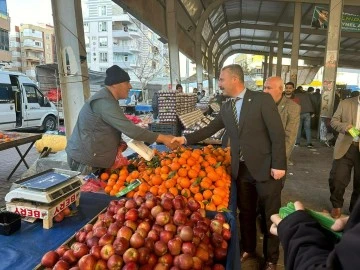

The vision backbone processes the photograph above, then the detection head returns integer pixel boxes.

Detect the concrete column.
[268,47,274,77]
[319,0,344,141]
[263,55,268,86]
[290,2,302,86]
[208,73,214,95]
[185,57,189,93]
[165,0,181,88]
[51,0,90,137]
[276,32,284,77]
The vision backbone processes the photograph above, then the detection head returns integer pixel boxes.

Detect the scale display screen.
[20,171,70,191]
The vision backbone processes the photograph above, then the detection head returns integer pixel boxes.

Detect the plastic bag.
[111,142,129,169]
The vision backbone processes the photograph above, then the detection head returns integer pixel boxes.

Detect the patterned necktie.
[231,97,241,125]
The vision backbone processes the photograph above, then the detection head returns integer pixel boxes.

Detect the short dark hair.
[222,64,245,83]
[176,84,183,89]
[308,87,315,92]
[285,82,295,88]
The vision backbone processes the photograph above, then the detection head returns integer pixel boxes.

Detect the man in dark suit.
[172,64,286,269]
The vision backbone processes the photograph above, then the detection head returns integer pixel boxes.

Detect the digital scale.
[5,168,83,229]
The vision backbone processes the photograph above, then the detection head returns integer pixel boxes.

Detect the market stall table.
[0,192,112,270]
[0,132,42,181]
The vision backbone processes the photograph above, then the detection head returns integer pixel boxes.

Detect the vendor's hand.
[331,216,349,231]
[270,201,305,236]
[157,134,180,150]
[171,136,186,145]
[271,168,285,180]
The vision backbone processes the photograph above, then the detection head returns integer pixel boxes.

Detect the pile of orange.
[101,145,232,212]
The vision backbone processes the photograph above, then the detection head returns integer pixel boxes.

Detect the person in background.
[176,84,183,93]
[264,77,300,170]
[270,200,359,270]
[192,87,198,94]
[197,91,202,102]
[151,91,159,119]
[66,65,178,175]
[328,95,360,219]
[130,93,137,105]
[294,86,315,147]
[284,82,300,105]
[171,64,286,270]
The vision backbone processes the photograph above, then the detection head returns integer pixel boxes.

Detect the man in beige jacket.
[264,77,301,163]
[329,95,360,218]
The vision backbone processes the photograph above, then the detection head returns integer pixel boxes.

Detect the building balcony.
[113,45,134,55]
[129,46,141,53]
[112,30,132,40]
[23,45,44,52]
[25,55,41,62]
[22,32,42,39]
[128,29,141,38]
[113,14,132,24]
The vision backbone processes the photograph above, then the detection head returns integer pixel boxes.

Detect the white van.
[0,70,58,131]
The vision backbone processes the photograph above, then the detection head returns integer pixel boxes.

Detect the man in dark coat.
[172,64,286,269]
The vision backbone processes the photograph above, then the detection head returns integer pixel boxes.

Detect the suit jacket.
[186,90,286,181]
[278,97,301,159]
[331,96,359,159]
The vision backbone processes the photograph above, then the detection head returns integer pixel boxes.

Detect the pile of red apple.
[41,192,231,270]
[53,207,72,223]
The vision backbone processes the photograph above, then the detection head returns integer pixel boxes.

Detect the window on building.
[85,36,90,47]
[46,34,50,40]
[98,22,107,32]
[124,55,128,62]
[92,36,97,40]
[84,23,89,33]
[99,37,107,47]
[99,52,107,62]
[99,5,107,16]
[100,67,107,72]
[0,29,9,51]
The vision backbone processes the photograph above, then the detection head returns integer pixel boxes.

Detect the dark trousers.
[329,144,360,212]
[236,163,282,263]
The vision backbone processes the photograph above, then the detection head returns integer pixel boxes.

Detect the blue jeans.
[296,113,312,144]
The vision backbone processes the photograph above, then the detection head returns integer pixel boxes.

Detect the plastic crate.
[148,121,181,136]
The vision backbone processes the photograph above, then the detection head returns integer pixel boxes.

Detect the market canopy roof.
[113,0,360,72]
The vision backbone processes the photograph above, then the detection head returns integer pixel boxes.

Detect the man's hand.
[270,201,305,236]
[171,136,186,145]
[331,216,349,231]
[271,169,286,180]
[156,134,180,150]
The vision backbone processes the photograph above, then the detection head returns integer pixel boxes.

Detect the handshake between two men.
[156,135,186,150]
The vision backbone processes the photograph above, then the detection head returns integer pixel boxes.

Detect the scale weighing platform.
[5,168,83,229]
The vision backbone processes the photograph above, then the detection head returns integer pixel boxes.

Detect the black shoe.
[307,143,313,148]
[294,143,300,147]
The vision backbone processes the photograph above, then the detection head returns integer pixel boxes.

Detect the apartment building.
[0,0,11,68]
[83,0,169,82]
[9,23,56,79]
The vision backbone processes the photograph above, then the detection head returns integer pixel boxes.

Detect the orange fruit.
[178,168,188,177]
[109,190,117,196]
[212,194,223,206]
[110,173,119,180]
[187,169,198,179]
[181,188,191,198]
[203,190,213,200]
[194,193,203,201]
[104,186,112,194]
[179,177,191,189]
[170,162,181,171]
[205,202,216,211]
[100,172,110,181]
[160,166,170,174]
[169,187,179,196]
[149,186,159,195]
[152,175,162,185]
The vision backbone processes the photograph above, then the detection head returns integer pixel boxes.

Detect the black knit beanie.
[104,65,131,86]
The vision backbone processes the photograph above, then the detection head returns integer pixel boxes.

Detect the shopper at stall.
[264,76,300,170]
[66,65,178,175]
[171,64,286,270]
[328,95,360,218]
[270,200,359,270]
[176,84,183,93]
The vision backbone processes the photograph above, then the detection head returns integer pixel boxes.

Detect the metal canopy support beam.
[195,0,224,91]
[166,0,181,87]
[290,2,302,86]
[263,55,269,86]
[268,47,274,77]
[276,32,284,76]
[321,0,344,118]
[51,0,90,137]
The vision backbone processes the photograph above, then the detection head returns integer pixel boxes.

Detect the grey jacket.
[66,87,158,168]
[295,92,314,114]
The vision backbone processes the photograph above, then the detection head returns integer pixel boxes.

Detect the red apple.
[193,227,205,240]
[85,231,94,241]
[181,242,196,256]
[151,205,163,218]
[136,228,148,238]
[148,253,157,266]
[214,248,227,260]
[212,264,225,270]
[198,208,206,218]
[173,210,187,226]
[124,220,138,232]
[161,197,173,211]
[130,232,145,249]
[160,230,174,244]
[152,224,164,234]
[94,259,107,270]
[178,254,194,270]
[215,213,226,223]
[53,259,70,270]
[100,243,115,260]
[41,250,59,268]
[86,236,99,248]
[222,228,231,241]
[156,212,171,226]
[190,212,203,223]
[125,199,137,209]
[144,237,155,250]
[71,242,89,258]
[113,237,129,255]
[98,233,115,246]
[192,256,203,269]
[75,230,87,243]
[54,212,65,222]
[222,222,230,230]
[125,208,139,221]
[195,247,209,262]
[107,254,124,270]
[167,238,182,256]
[123,247,139,264]
[179,226,193,242]
[158,253,173,265]
[138,206,151,219]
[93,226,107,238]
[210,220,223,234]
[147,229,159,241]
[211,232,224,247]
[56,245,70,257]
[107,222,120,236]
[138,220,151,233]
[117,226,133,241]
[145,197,157,209]
[164,223,177,233]
[137,247,151,265]
[89,245,102,259]
[122,262,139,270]
[78,254,96,270]
[172,196,185,210]
[62,249,77,265]
[154,241,168,256]
[83,223,93,233]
